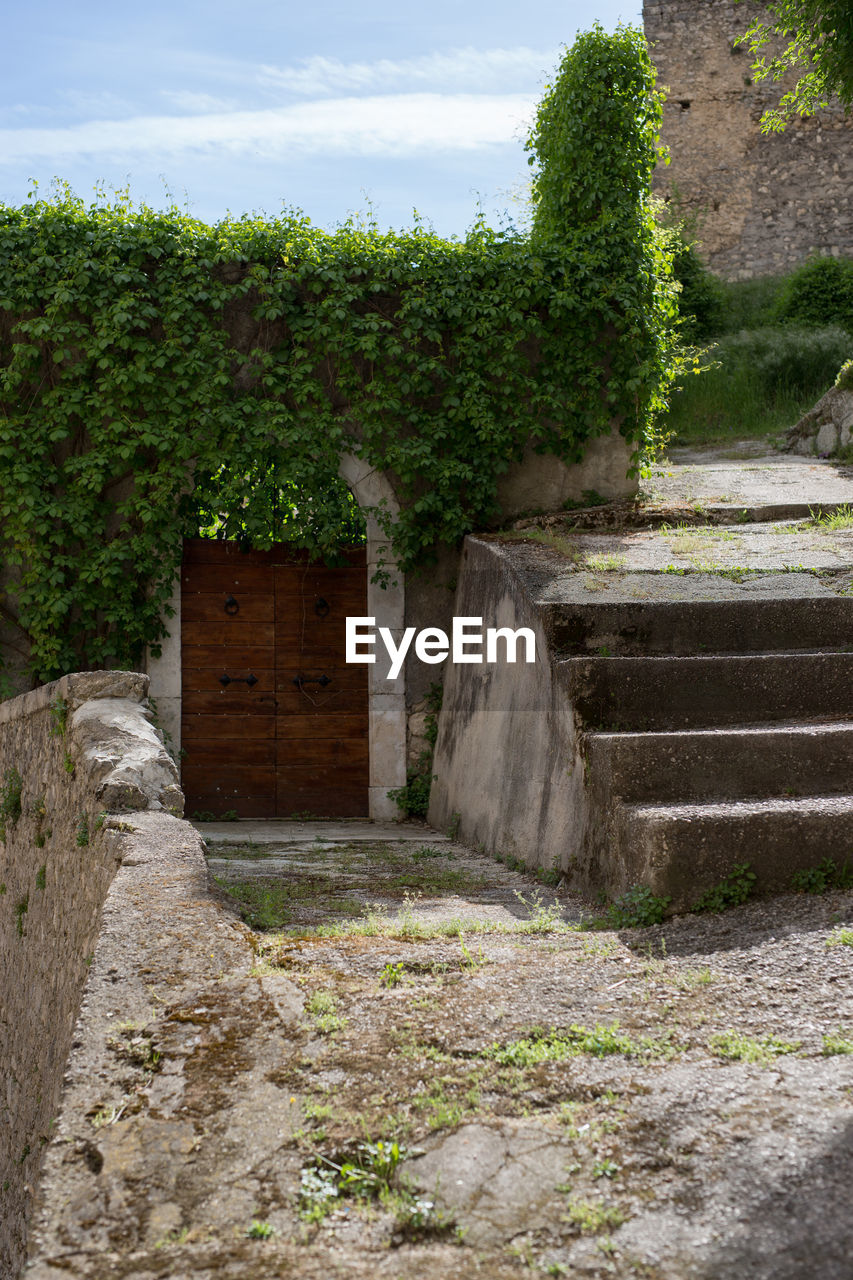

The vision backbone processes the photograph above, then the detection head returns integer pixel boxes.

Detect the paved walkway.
[641,444,853,518]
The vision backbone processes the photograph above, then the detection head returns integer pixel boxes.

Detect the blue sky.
[2,1,642,237]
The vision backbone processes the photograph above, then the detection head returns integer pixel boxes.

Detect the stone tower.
[644,0,853,278]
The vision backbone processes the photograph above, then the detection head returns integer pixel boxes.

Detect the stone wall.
[646,0,853,278]
[0,671,182,1279]
[428,538,587,871]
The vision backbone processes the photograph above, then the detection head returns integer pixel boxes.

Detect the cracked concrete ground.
[21,810,853,1280]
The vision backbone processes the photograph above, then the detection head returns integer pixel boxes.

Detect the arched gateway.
[146,454,406,821]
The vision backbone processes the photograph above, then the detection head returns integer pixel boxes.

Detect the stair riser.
[587,729,853,803]
[564,654,853,731]
[547,598,853,657]
[615,804,853,911]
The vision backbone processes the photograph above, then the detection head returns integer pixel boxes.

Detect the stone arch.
[337,453,406,819]
[147,453,406,821]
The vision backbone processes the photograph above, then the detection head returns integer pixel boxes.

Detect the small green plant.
[836,358,853,391]
[379,961,406,988]
[826,928,853,948]
[483,1022,673,1068]
[154,1227,191,1248]
[709,1030,800,1065]
[605,884,671,928]
[63,751,74,774]
[306,989,346,1034]
[191,810,217,822]
[583,552,627,572]
[15,895,29,935]
[35,864,46,891]
[564,1198,626,1234]
[299,1139,410,1223]
[792,857,853,894]
[592,1159,620,1180]
[810,504,853,531]
[693,863,757,913]
[0,767,23,841]
[49,695,68,738]
[822,1031,853,1056]
[246,1220,274,1239]
[388,768,434,820]
[447,811,461,841]
[410,845,451,861]
[76,815,90,847]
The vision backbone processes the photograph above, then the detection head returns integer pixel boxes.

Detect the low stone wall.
[784,385,853,459]
[0,672,183,1279]
[428,538,588,875]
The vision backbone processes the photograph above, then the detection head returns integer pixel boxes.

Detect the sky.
[2,0,642,238]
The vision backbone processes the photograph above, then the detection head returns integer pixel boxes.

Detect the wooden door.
[180,539,369,818]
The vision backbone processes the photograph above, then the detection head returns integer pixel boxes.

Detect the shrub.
[776,255,853,331]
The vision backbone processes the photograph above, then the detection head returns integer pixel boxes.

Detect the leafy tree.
[739,0,853,131]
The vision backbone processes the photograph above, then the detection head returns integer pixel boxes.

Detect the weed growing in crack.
[709,1030,800,1065]
[563,1198,626,1234]
[246,1220,274,1239]
[603,885,671,928]
[822,1031,853,1056]
[792,857,853,894]
[826,928,853,948]
[693,863,756,913]
[306,990,346,1035]
[298,1137,453,1240]
[482,1023,678,1067]
[0,767,23,841]
[379,961,406,988]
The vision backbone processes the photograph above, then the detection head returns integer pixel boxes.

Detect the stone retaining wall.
[0,672,182,1278]
[646,0,853,278]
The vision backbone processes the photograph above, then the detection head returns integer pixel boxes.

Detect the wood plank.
[182,593,274,624]
[182,644,275,668]
[275,692,367,715]
[276,782,369,818]
[184,793,277,820]
[181,714,276,739]
[182,762,277,786]
[180,739,276,767]
[181,564,272,593]
[181,667,275,694]
[182,539,275,567]
[275,666,367,690]
[182,689,278,715]
[276,713,368,739]
[275,761,369,786]
[181,621,275,647]
[276,737,369,767]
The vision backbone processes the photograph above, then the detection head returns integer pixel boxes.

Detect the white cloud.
[0,93,537,163]
[256,46,556,98]
[160,90,238,114]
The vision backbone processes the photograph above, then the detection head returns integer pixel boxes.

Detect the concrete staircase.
[430,448,853,910]
[547,481,853,907]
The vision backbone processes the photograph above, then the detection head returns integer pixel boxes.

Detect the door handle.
[219,673,259,687]
[292,674,331,688]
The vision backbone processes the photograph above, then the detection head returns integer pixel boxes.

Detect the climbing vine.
[0,24,678,687]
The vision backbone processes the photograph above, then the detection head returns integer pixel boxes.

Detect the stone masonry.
[0,672,182,1279]
[645,0,853,278]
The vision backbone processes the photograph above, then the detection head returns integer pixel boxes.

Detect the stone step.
[545,593,853,657]
[614,794,853,910]
[563,651,853,731]
[586,720,853,804]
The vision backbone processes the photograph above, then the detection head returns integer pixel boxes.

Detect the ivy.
[0,25,679,686]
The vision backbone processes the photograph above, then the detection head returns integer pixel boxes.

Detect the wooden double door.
[180,539,369,818]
